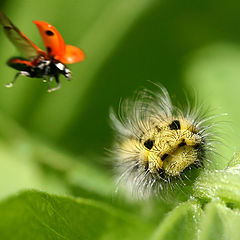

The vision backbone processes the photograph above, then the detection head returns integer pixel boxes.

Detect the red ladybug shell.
[33,21,85,64]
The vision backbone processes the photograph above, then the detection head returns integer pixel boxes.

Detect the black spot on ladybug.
[169,120,181,130]
[144,139,154,150]
[45,30,54,36]
[47,47,52,53]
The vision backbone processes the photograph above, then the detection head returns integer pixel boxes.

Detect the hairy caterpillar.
[110,85,215,199]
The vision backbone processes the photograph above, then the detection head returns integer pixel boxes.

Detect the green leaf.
[150,201,202,240]
[227,152,240,169]
[193,154,240,207]
[0,190,153,240]
[199,201,240,240]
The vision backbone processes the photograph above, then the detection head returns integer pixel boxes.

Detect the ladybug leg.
[5,71,30,88]
[47,75,61,92]
[42,76,47,82]
[47,76,53,92]
[42,65,50,83]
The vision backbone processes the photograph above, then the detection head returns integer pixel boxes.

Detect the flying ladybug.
[0,12,85,92]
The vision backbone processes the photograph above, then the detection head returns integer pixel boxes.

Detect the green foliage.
[0,0,240,239]
[199,201,240,240]
[0,190,153,240]
[151,201,202,240]
[1,156,240,239]
[194,157,240,208]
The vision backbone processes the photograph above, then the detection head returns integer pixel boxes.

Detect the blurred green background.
[0,0,240,200]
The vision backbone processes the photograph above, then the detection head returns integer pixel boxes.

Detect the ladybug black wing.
[0,11,44,60]
[7,57,33,71]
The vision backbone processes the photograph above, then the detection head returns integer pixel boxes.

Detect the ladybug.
[0,12,85,92]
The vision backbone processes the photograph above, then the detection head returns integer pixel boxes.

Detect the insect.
[110,86,215,199]
[0,12,85,92]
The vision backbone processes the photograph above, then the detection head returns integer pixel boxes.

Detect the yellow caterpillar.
[110,86,214,198]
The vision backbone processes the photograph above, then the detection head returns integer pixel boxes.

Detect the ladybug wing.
[0,12,44,59]
[7,57,34,71]
[60,45,85,64]
[33,21,85,64]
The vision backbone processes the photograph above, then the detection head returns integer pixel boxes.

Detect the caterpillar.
[110,85,215,199]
